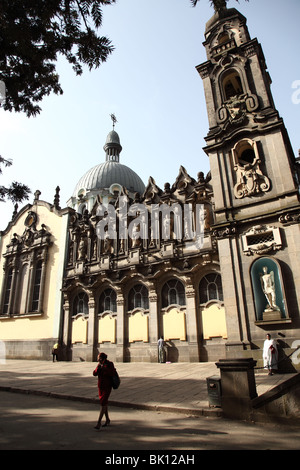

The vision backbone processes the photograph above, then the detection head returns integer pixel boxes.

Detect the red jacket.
[93,360,115,391]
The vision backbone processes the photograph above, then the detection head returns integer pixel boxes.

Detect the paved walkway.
[0,360,297,418]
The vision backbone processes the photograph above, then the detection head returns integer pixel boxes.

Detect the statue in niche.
[204,207,210,231]
[131,223,141,248]
[103,231,114,254]
[68,243,74,264]
[92,238,97,259]
[77,236,86,260]
[162,214,174,241]
[260,266,280,313]
[119,237,125,254]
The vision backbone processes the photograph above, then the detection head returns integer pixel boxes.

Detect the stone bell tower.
[197,5,300,363]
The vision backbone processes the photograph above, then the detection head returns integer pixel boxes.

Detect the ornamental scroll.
[232,140,271,199]
[233,159,270,199]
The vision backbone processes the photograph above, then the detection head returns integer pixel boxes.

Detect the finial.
[34,189,41,202]
[53,186,61,210]
[110,113,118,130]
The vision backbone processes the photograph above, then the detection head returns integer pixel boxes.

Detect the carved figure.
[77,236,86,260]
[104,232,114,254]
[226,94,247,122]
[131,223,141,248]
[260,266,279,312]
[234,158,270,199]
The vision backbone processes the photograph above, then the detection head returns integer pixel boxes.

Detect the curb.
[0,385,223,418]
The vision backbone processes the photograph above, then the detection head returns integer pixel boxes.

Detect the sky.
[0,0,299,231]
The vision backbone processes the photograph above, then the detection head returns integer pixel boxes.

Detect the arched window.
[236,140,255,165]
[18,263,30,314]
[162,279,185,308]
[232,139,258,167]
[2,267,13,314]
[222,69,243,100]
[218,31,230,45]
[73,292,89,316]
[199,273,223,304]
[1,224,51,318]
[240,147,255,165]
[31,260,43,312]
[99,288,117,313]
[128,284,149,310]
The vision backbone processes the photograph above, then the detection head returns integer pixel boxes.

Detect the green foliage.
[0,156,31,204]
[0,0,116,116]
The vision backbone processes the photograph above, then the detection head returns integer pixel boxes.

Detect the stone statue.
[260,266,280,312]
[131,223,141,248]
[77,236,86,260]
[104,232,114,254]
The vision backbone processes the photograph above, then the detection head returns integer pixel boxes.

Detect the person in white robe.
[158,336,166,363]
[263,333,278,375]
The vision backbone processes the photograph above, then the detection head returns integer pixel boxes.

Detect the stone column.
[185,280,200,362]
[245,45,272,109]
[62,296,72,361]
[37,248,48,313]
[196,62,217,129]
[216,358,257,420]
[5,260,18,314]
[217,235,249,355]
[87,291,96,361]
[26,252,35,313]
[148,284,159,362]
[116,292,125,362]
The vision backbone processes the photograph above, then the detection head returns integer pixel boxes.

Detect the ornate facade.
[62,161,227,362]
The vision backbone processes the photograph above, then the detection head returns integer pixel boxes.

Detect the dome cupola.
[103,129,122,163]
[67,120,145,213]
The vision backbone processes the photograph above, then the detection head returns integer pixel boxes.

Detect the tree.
[190,0,248,12]
[0,156,31,207]
[0,0,116,117]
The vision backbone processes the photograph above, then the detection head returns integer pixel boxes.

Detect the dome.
[104,130,121,146]
[72,160,145,197]
[70,127,145,209]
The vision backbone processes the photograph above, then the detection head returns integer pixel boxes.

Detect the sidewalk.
[0,360,296,417]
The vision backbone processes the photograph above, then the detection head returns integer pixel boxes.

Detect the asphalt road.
[0,390,299,453]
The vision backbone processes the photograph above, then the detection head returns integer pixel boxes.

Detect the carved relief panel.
[231,139,270,199]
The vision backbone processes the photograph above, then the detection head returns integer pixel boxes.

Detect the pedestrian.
[158,336,166,363]
[52,342,59,362]
[263,333,278,375]
[93,352,116,429]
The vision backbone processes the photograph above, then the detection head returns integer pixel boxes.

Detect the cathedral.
[1,5,300,368]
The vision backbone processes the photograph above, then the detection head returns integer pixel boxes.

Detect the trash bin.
[206,375,222,407]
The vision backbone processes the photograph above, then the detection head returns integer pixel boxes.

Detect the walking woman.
[93,352,116,429]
